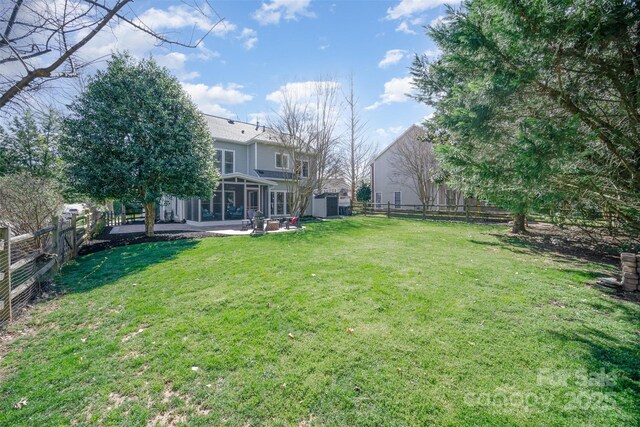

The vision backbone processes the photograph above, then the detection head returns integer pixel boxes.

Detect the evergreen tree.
[356,182,371,202]
[0,109,62,178]
[61,53,219,236]
[411,0,640,232]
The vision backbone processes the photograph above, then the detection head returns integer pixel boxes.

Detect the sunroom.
[181,173,279,224]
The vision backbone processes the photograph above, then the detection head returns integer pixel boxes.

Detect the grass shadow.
[279,216,385,241]
[544,326,640,412]
[58,239,200,294]
[469,233,617,268]
[494,233,619,266]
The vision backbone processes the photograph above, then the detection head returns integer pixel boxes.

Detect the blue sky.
[83,0,457,149]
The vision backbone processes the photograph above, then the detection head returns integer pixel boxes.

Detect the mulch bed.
[78,225,220,256]
[498,222,638,266]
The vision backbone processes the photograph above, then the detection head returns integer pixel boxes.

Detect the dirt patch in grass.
[0,296,60,350]
[147,386,210,426]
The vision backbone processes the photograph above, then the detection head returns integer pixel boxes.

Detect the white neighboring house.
[161,115,314,225]
[369,124,466,210]
[320,178,351,207]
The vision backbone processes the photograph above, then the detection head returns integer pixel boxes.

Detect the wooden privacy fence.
[354,202,511,223]
[0,210,105,326]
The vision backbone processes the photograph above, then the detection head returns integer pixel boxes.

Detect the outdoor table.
[266,220,280,231]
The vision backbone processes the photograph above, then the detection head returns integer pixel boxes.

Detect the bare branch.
[0,0,221,113]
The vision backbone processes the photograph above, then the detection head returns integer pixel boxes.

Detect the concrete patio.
[109,222,303,236]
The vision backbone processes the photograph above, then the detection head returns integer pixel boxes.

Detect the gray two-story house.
[370,124,466,210]
[162,115,313,225]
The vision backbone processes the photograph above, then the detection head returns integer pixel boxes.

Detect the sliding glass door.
[270,191,288,216]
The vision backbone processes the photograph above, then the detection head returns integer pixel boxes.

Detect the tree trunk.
[512,213,527,234]
[144,201,155,237]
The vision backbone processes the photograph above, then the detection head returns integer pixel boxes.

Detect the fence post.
[465,200,470,223]
[387,201,391,218]
[50,216,61,277]
[56,217,65,266]
[71,213,78,258]
[90,209,96,236]
[84,209,91,241]
[0,226,12,323]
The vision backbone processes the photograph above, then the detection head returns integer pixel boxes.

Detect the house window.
[270,191,288,216]
[375,192,382,209]
[394,191,401,208]
[215,149,235,174]
[295,159,309,178]
[275,153,289,169]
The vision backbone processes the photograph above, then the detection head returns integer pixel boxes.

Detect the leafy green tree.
[0,109,62,178]
[356,182,371,202]
[411,0,640,233]
[61,53,218,236]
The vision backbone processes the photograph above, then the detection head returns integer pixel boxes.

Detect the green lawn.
[0,217,638,426]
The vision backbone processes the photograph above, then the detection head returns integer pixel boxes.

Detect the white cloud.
[423,111,435,122]
[155,52,186,69]
[378,49,406,68]
[366,76,414,110]
[266,81,339,105]
[253,0,315,26]
[318,36,330,51]
[266,81,341,122]
[78,4,223,75]
[386,0,459,20]
[182,82,252,116]
[193,44,221,61]
[375,126,405,138]
[239,28,258,50]
[140,5,236,36]
[429,15,448,27]
[395,21,416,35]
[154,52,201,80]
[248,112,270,125]
[423,48,442,58]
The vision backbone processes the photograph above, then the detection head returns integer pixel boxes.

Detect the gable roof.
[372,124,425,163]
[203,114,281,145]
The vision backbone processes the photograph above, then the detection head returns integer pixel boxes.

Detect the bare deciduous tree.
[341,74,375,202]
[0,172,63,235]
[311,79,341,195]
[0,0,222,113]
[390,126,440,217]
[269,80,341,216]
[269,89,313,217]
